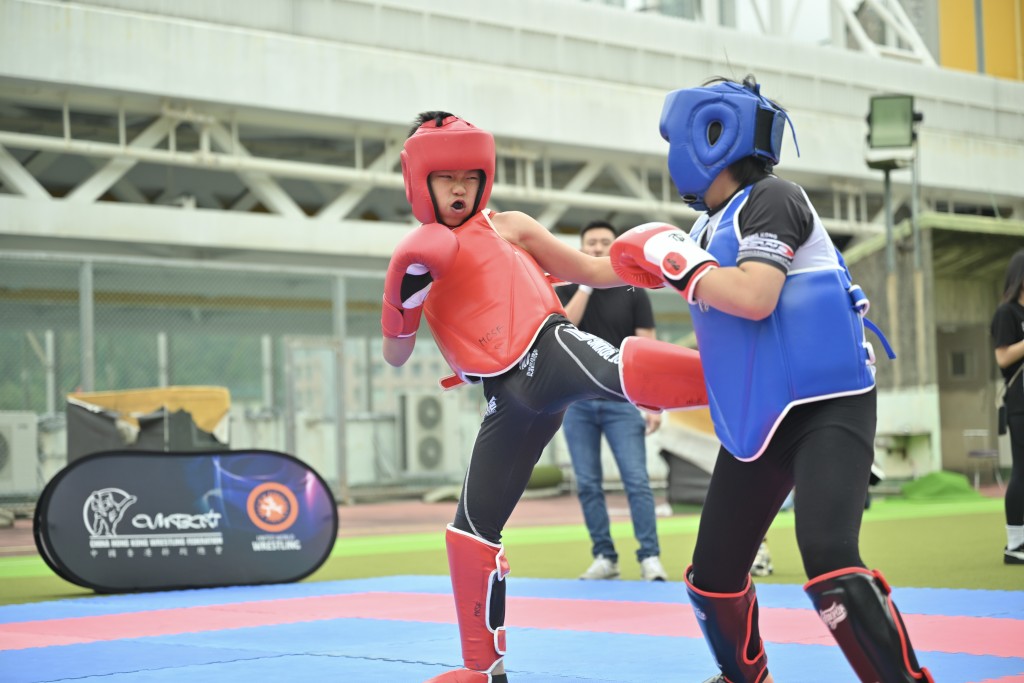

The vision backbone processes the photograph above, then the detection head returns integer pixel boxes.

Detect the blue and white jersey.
[689,182,876,460]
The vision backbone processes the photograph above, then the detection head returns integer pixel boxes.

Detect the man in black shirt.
[557,220,668,581]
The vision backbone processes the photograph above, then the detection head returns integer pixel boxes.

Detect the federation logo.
[246,482,300,533]
[83,488,137,537]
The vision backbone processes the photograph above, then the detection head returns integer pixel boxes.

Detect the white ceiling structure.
[0,0,1022,274]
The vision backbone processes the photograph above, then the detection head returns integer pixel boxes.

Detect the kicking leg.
[619,336,707,411]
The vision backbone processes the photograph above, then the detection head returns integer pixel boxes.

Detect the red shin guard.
[619,336,708,412]
[805,568,934,683]
[685,566,769,683]
[444,525,509,675]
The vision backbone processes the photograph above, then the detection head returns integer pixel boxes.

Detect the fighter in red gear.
[385,112,708,682]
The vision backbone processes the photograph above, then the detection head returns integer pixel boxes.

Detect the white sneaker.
[640,555,669,582]
[1005,543,1024,565]
[751,541,773,577]
[579,554,619,580]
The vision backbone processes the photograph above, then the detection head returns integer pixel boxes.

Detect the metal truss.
[0,90,709,234]
[0,84,895,244]
[688,0,935,65]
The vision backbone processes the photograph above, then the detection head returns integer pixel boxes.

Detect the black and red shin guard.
[805,567,934,683]
[425,525,510,683]
[685,566,770,683]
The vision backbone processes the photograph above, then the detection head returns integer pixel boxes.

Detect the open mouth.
[451,200,466,211]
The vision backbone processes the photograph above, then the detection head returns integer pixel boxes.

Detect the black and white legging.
[452,315,629,543]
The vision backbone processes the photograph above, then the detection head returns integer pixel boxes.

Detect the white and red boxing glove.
[610,222,718,304]
[381,222,459,339]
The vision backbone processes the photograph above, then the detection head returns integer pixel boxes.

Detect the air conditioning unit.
[400,392,460,477]
[0,411,40,498]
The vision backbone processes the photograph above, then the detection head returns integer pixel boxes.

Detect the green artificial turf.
[0,494,1016,606]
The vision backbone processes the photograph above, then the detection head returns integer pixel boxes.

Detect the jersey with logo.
[689,180,876,460]
[424,210,566,381]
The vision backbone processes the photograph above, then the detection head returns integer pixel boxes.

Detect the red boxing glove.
[611,222,718,304]
[381,222,459,339]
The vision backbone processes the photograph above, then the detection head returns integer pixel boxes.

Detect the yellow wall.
[939,0,1024,80]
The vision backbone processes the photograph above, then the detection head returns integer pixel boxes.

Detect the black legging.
[690,390,877,593]
[1006,412,1024,526]
[452,316,629,543]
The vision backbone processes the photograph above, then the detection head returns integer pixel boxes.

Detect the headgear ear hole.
[692,104,740,167]
[707,121,723,146]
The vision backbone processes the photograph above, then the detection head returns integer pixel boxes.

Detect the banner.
[34,449,337,593]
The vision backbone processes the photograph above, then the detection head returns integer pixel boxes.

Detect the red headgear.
[400,115,496,224]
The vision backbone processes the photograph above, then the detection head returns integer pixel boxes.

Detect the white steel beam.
[833,0,881,58]
[230,192,259,212]
[863,0,937,65]
[0,143,48,199]
[204,121,305,219]
[67,116,175,203]
[85,158,149,204]
[316,140,402,222]
[535,161,605,229]
[0,129,707,224]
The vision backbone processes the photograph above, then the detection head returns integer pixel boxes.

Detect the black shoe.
[1005,543,1024,564]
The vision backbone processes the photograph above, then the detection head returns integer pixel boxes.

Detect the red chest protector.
[424,211,566,380]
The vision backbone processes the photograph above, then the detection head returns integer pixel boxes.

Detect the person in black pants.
[611,75,933,683]
[991,248,1024,565]
[382,111,709,683]
[557,220,668,582]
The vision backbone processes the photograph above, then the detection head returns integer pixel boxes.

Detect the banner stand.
[34,449,337,593]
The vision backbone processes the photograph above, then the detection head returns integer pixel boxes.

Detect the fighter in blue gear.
[611,75,933,683]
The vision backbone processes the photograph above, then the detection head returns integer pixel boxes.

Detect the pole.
[332,275,351,506]
[912,148,927,385]
[974,0,986,74]
[884,169,900,388]
[79,261,95,392]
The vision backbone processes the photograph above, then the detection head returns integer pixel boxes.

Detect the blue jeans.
[562,398,660,563]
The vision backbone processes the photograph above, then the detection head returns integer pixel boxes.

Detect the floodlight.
[865,94,923,170]
[867,95,917,149]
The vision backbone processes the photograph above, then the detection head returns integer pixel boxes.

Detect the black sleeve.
[991,303,1021,348]
[555,284,577,307]
[633,289,655,330]
[735,177,814,273]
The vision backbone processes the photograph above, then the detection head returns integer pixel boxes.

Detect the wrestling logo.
[83,488,137,537]
[247,482,299,533]
[247,482,304,552]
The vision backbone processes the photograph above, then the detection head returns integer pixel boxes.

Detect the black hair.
[580,219,618,239]
[728,156,773,187]
[1001,249,1024,304]
[407,110,454,138]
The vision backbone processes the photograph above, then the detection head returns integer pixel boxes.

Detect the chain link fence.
[0,252,478,502]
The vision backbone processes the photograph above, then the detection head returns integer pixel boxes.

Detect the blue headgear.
[660,80,798,211]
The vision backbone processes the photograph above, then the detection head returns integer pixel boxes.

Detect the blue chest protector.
[689,185,886,460]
